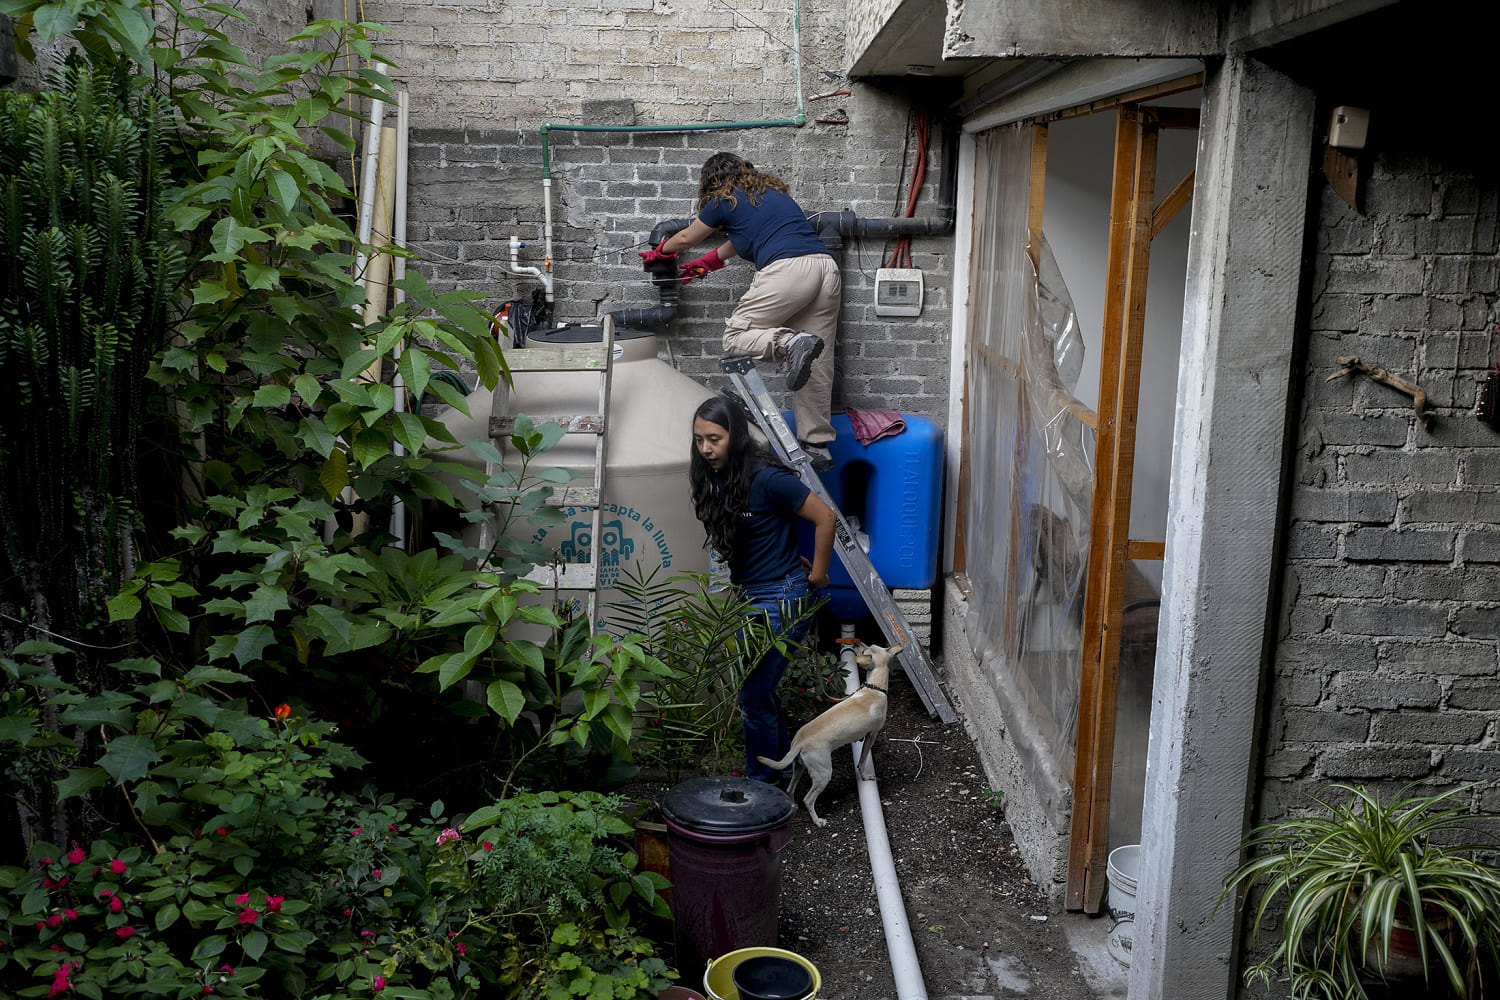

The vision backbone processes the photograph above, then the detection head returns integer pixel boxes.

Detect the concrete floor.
[1060,912,1130,999]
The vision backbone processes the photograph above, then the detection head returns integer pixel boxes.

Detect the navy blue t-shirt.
[698,187,830,270]
[729,463,812,585]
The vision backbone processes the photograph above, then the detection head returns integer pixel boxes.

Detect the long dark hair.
[696,152,790,212]
[689,394,774,563]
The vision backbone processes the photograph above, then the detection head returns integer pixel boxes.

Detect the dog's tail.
[756,748,799,771]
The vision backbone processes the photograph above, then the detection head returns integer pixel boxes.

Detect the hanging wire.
[708,0,845,82]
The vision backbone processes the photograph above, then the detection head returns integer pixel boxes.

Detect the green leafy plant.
[609,565,821,780]
[1220,782,1500,1000]
[778,645,845,724]
[0,645,675,998]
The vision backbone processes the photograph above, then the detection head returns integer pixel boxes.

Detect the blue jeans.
[736,571,814,782]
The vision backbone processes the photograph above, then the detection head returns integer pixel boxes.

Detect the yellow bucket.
[702,947,821,1000]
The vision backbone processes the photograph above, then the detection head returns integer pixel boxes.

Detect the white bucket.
[1105,844,1140,919]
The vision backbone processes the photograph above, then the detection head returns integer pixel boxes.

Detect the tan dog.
[757,643,902,827]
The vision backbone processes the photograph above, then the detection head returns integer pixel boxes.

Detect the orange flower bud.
[274,704,291,720]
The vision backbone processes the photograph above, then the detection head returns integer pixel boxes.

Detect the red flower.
[38,858,53,866]
[45,915,61,928]
[234,894,249,905]
[482,841,493,851]
[66,848,85,865]
[215,828,227,837]
[62,910,76,920]
[371,870,382,879]
[373,975,386,991]
[47,960,72,998]
[456,942,467,954]
[109,897,123,913]
[109,859,127,875]
[116,926,135,939]
[237,908,258,925]
[202,988,214,996]
[264,896,284,913]
[274,703,291,720]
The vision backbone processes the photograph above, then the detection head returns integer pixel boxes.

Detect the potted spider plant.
[1220,783,1500,1000]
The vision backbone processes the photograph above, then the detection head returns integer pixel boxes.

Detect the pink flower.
[48,961,72,998]
[456,942,467,954]
[483,841,493,851]
[45,915,61,928]
[435,828,460,846]
[219,965,234,974]
[66,848,84,865]
[351,827,362,837]
[342,908,353,916]
[373,976,386,991]
[371,870,382,879]
[360,930,374,937]
[62,909,76,920]
[235,894,249,905]
[265,896,284,913]
[109,897,123,913]
[109,859,127,875]
[116,926,135,939]
[237,908,258,925]
[38,858,53,866]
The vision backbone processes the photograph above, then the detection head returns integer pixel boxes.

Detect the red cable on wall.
[887,107,931,271]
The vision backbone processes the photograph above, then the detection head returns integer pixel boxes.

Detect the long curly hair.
[696,152,790,212]
[689,394,777,564]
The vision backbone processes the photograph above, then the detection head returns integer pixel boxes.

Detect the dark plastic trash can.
[660,776,796,977]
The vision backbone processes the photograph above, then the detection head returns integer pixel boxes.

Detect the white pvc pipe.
[391,89,410,548]
[841,625,929,1000]
[353,97,387,281]
[541,177,555,304]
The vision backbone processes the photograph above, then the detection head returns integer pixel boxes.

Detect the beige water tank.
[432,324,716,624]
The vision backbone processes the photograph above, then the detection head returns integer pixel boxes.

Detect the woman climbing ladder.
[645,153,841,472]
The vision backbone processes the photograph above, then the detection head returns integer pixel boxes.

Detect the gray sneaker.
[799,441,833,472]
[779,332,824,392]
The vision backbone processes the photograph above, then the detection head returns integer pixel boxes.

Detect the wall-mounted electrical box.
[874,268,924,317]
[1328,105,1370,150]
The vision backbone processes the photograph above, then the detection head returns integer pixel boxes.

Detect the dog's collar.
[862,683,888,694]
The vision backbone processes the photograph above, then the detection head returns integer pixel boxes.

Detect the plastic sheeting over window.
[963,125,1095,781]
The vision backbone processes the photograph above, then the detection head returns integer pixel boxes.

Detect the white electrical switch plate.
[1328,105,1369,150]
[875,268,924,317]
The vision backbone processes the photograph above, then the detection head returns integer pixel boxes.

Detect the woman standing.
[650,153,842,471]
[690,394,836,783]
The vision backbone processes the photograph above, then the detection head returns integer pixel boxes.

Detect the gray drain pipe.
[842,624,928,1000]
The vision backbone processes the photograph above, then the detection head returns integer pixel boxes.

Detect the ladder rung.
[525,563,597,590]
[490,414,604,436]
[504,347,609,372]
[505,485,599,509]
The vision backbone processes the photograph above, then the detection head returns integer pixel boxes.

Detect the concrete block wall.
[1263,137,1500,828]
[362,0,957,421]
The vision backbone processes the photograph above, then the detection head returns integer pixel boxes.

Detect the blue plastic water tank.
[787,412,944,622]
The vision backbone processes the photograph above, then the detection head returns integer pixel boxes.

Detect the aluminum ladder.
[720,356,956,723]
[489,315,617,631]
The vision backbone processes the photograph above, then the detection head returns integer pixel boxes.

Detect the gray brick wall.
[1265,142,1500,822]
[364,0,956,421]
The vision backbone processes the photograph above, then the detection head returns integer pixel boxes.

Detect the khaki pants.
[721,254,841,445]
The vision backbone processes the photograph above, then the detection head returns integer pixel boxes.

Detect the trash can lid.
[660,776,796,836]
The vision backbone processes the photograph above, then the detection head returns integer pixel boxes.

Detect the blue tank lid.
[660,776,795,835]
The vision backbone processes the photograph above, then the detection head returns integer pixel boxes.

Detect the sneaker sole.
[787,337,824,392]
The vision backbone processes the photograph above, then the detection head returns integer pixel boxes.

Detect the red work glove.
[639,238,676,264]
[681,248,725,284]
